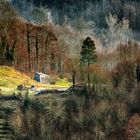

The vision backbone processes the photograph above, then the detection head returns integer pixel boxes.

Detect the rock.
[17,85,25,91]
[30,85,36,91]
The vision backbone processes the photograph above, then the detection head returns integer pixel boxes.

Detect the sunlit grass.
[0,66,37,88]
[0,66,71,95]
[55,78,72,87]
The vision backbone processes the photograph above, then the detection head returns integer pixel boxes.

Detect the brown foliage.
[112,41,140,90]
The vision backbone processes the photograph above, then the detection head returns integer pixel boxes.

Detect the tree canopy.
[80,37,97,66]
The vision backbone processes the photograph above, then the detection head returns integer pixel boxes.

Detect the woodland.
[0,0,140,140]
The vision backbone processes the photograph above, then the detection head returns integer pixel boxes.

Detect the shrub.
[111,59,136,91]
[63,98,79,115]
[127,84,140,114]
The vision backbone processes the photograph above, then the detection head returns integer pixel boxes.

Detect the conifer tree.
[80,37,97,84]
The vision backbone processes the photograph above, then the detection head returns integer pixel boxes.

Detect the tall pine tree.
[80,37,97,85]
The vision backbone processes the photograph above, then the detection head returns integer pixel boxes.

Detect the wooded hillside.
[0,1,62,74]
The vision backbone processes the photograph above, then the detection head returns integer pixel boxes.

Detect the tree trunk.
[27,29,31,72]
[59,55,63,78]
[72,70,76,91]
[0,35,7,65]
[44,35,49,74]
[35,31,39,71]
[136,65,140,85]
[87,61,90,86]
[26,24,32,72]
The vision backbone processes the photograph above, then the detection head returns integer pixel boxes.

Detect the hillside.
[12,0,140,31]
[125,113,140,139]
[0,66,70,89]
[0,66,41,88]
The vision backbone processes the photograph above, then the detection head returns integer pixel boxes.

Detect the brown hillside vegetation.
[0,2,60,74]
[11,21,58,73]
[125,113,140,140]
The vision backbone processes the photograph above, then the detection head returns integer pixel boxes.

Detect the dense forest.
[1,0,140,74]
[12,0,140,31]
[0,1,62,74]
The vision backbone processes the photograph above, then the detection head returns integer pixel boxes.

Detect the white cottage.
[34,72,51,84]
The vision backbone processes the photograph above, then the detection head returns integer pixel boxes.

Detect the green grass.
[0,66,71,95]
[55,78,71,87]
[0,66,37,88]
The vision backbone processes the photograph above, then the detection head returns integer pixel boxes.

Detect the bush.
[127,85,140,114]
[63,98,79,115]
[111,60,136,91]
[8,79,138,140]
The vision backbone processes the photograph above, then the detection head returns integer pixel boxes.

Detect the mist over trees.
[0,0,139,74]
[0,0,139,76]
[12,0,140,32]
[10,0,140,49]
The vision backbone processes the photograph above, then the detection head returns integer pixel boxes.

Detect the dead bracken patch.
[125,113,140,140]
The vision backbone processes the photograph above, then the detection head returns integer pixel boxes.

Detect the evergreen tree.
[80,37,97,84]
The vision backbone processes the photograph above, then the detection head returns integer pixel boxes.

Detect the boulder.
[17,84,25,91]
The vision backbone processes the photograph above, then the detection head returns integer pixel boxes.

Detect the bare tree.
[30,6,49,72]
[105,12,131,47]
[26,23,33,72]
[54,21,70,77]
[0,0,17,65]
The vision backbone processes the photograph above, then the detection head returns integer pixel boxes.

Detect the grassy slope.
[0,66,37,88]
[0,66,71,94]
